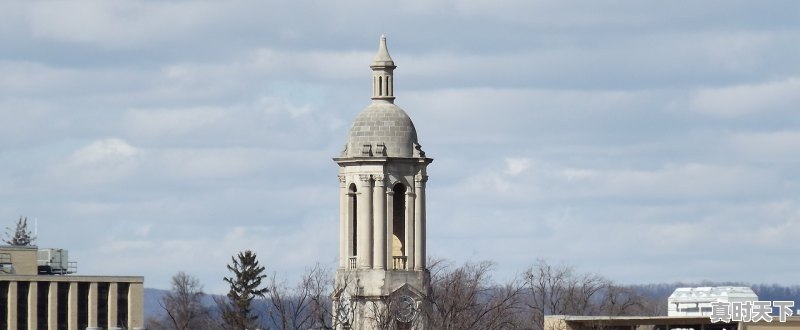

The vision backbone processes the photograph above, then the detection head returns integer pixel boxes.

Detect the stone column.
[346,189,356,266]
[68,282,78,330]
[28,281,37,330]
[388,76,393,97]
[338,174,347,269]
[372,175,386,269]
[357,174,373,269]
[405,189,416,270]
[128,282,144,329]
[88,282,99,330]
[7,281,17,328]
[385,188,394,269]
[108,282,118,330]
[48,282,58,330]
[414,174,427,270]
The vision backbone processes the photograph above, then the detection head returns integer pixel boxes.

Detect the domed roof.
[345,101,418,158]
[341,36,426,159]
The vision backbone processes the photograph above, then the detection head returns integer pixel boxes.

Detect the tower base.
[332,268,430,330]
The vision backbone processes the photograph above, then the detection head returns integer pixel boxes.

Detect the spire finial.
[372,35,395,67]
[371,35,396,102]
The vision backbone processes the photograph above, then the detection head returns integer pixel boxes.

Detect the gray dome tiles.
[346,102,418,158]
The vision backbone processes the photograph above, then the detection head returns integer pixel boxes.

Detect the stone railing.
[348,257,357,269]
[392,256,407,270]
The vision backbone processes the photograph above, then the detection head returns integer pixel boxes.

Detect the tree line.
[146,253,659,330]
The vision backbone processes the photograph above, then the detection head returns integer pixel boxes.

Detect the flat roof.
[0,275,144,283]
[549,315,800,326]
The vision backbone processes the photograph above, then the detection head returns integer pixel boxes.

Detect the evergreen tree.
[4,217,35,246]
[219,250,268,329]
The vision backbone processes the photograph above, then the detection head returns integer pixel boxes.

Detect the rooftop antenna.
[34,217,38,237]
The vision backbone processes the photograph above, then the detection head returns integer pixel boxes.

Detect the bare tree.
[522,259,570,329]
[148,272,212,330]
[267,271,310,330]
[426,258,524,330]
[599,284,646,316]
[262,263,340,330]
[521,259,647,330]
[305,265,337,329]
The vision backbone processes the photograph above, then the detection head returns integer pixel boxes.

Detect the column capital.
[338,174,347,187]
[414,174,428,184]
[373,175,385,187]
[358,174,372,185]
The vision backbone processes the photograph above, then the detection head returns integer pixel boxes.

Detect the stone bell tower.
[333,36,431,330]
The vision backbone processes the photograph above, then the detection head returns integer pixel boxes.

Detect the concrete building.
[668,287,759,317]
[546,286,791,330]
[332,36,431,330]
[545,315,800,330]
[0,245,144,330]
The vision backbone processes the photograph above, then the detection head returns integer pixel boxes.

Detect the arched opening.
[378,77,383,96]
[392,183,406,269]
[349,183,357,257]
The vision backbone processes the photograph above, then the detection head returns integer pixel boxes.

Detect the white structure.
[332,36,431,330]
[37,248,76,274]
[668,286,759,316]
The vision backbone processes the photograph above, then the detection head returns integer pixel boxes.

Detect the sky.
[1,1,799,293]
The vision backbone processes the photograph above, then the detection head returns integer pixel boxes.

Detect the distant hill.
[144,288,222,321]
[143,288,168,320]
[144,282,800,320]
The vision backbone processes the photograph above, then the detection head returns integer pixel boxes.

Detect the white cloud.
[51,138,143,185]
[2,1,800,290]
[70,138,141,165]
[28,1,226,48]
[702,32,776,72]
[0,98,54,145]
[692,77,800,117]
[731,131,800,162]
[67,201,120,217]
[464,157,537,195]
[0,61,84,93]
[153,148,263,180]
[261,96,311,118]
[572,163,769,199]
[77,216,338,292]
[124,107,227,138]
[504,157,532,176]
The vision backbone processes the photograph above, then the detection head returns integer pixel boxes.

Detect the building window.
[57,282,69,330]
[392,183,406,268]
[17,281,29,329]
[117,283,129,328]
[0,281,8,330]
[78,282,90,329]
[98,283,109,328]
[349,183,358,256]
[37,282,48,328]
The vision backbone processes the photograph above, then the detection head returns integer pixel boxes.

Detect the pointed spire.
[372,35,395,67]
[371,35,396,102]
